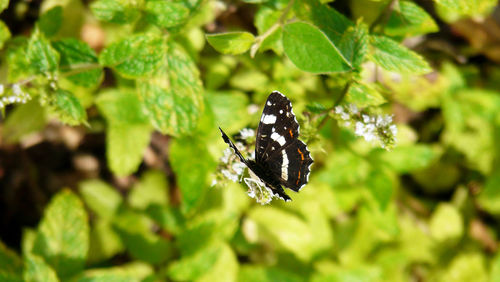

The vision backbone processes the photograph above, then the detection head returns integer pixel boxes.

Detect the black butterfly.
[219,91,313,201]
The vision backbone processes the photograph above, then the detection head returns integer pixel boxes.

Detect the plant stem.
[316,82,352,131]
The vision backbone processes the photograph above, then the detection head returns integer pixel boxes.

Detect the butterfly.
[219,91,313,201]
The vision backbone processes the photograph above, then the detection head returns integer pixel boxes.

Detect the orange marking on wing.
[297,148,304,161]
[289,129,293,138]
[296,170,301,185]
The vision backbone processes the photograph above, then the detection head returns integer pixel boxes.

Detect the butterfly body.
[219,91,313,202]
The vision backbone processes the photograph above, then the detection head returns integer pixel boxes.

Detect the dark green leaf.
[144,0,189,28]
[206,32,255,55]
[338,23,368,70]
[52,38,103,87]
[99,34,165,78]
[369,35,432,74]
[33,190,89,279]
[37,6,63,37]
[90,0,140,24]
[138,42,203,135]
[283,22,351,73]
[27,30,60,73]
[0,241,23,281]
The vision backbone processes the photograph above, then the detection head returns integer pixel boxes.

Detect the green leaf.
[6,37,31,82]
[79,179,123,220]
[0,0,8,13]
[490,253,500,282]
[370,144,438,173]
[113,210,172,264]
[247,206,316,261]
[23,254,59,282]
[429,203,463,242]
[206,90,250,132]
[478,170,500,215]
[385,1,438,37]
[33,190,89,279]
[283,22,351,73]
[197,243,238,282]
[170,137,216,214]
[0,20,11,49]
[138,42,203,136]
[254,6,282,54]
[74,262,153,282]
[439,253,487,282]
[52,38,103,87]
[366,169,393,211]
[37,6,63,37]
[27,30,60,73]
[90,0,140,24]
[146,205,184,235]
[238,266,303,282]
[50,89,87,125]
[369,35,432,74]
[435,0,497,22]
[96,89,152,176]
[128,170,169,210]
[2,100,46,144]
[99,34,165,78]
[346,81,386,107]
[88,219,124,264]
[294,0,352,44]
[0,240,23,281]
[167,244,222,281]
[206,32,255,55]
[144,0,190,28]
[338,22,368,70]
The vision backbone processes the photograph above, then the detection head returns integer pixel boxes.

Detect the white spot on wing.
[280,109,283,114]
[267,101,272,106]
[270,132,286,146]
[262,114,277,124]
[281,150,289,181]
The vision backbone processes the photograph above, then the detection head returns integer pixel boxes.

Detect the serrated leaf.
[129,171,169,210]
[170,137,216,214]
[167,244,222,281]
[0,241,23,281]
[138,42,203,136]
[52,38,103,87]
[50,89,87,125]
[3,100,46,143]
[346,81,386,107]
[33,190,89,279]
[435,0,497,22]
[99,34,165,78]
[338,22,368,70]
[369,35,432,74]
[283,22,351,73]
[294,0,353,44]
[79,179,123,219]
[37,6,63,37]
[206,32,255,55]
[145,0,189,28]
[385,1,438,37]
[90,0,140,24]
[6,37,31,82]
[74,262,153,282]
[24,254,59,282]
[27,30,60,73]
[0,20,11,49]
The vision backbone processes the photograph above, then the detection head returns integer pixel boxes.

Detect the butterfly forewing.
[255,91,299,163]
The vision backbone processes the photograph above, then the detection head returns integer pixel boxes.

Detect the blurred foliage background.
[1,0,500,281]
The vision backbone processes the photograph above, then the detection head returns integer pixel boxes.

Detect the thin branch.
[316,82,352,131]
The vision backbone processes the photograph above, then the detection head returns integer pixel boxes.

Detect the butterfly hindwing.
[255,91,299,163]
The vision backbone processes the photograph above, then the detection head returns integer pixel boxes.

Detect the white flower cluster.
[0,84,32,109]
[335,104,398,150]
[244,175,274,205]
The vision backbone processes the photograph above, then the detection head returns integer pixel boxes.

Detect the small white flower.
[12,84,22,96]
[335,106,344,114]
[221,148,232,164]
[240,128,255,140]
[390,124,398,136]
[347,104,358,114]
[222,169,239,183]
[247,104,260,114]
[8,96,16,103]
[232,162,246,176]
[235,142,245,152]
[340,112,350,121]
[362,114,371,123]
[0,101,4,108]
[211,179,217,187]
[0,84,4,95]
[355,122,365,136]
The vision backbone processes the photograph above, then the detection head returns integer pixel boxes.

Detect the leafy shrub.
[1,0,500,281]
